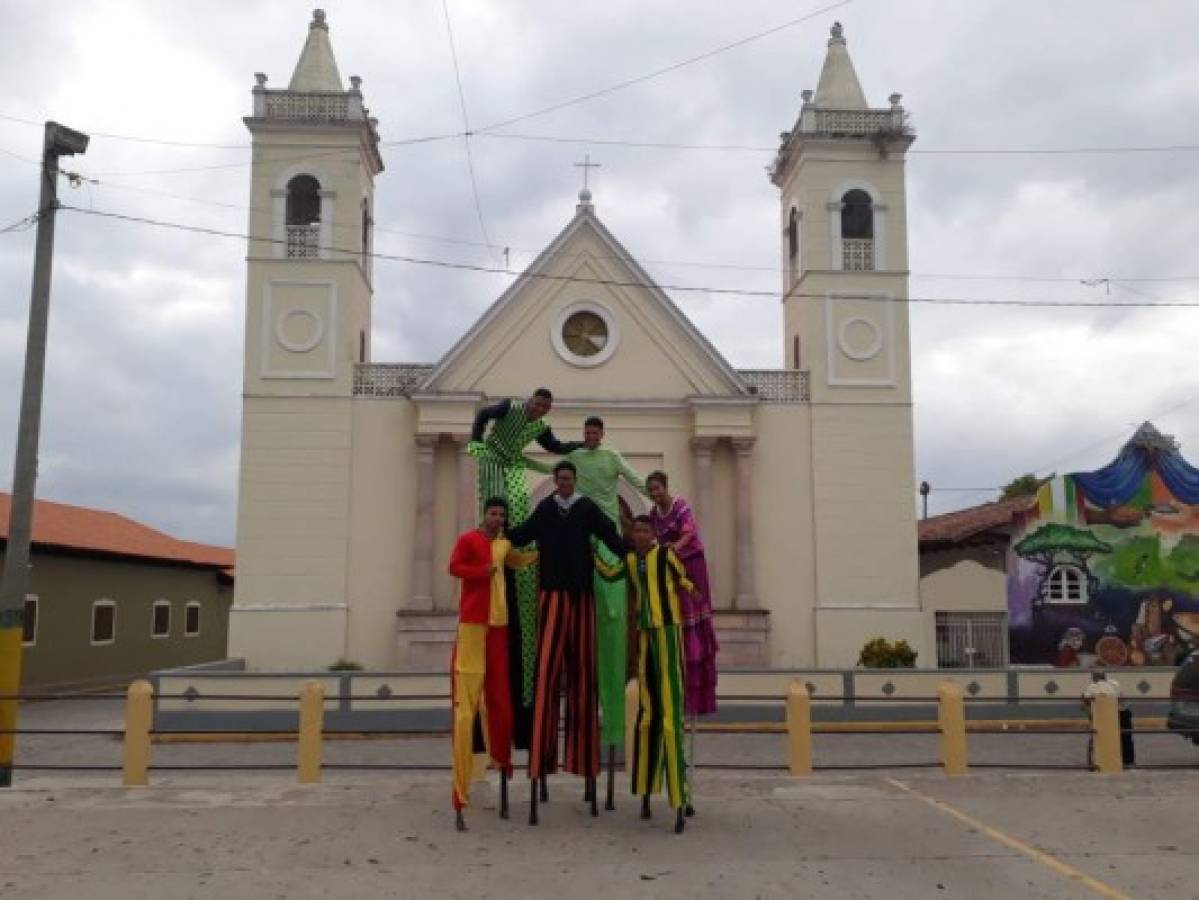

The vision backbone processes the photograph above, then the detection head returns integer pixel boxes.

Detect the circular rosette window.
[551,302,619,367]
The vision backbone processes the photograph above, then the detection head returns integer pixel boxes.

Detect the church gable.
[422,204,748,400]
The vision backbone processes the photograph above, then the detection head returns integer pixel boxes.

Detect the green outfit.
[469,399,580,715]
[567,445,646,746]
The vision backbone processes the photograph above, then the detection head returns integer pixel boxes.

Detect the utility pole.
[0,121,89,788]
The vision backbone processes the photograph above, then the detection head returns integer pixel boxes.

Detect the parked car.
[1167,652,1199,746]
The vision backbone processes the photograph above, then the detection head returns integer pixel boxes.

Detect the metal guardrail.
[2,681,1195,783]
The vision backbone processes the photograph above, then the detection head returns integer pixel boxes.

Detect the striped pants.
[451,623,514,811]
[528,590,600,779]
[632,625,689,809]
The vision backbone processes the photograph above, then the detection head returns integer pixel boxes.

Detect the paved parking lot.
[3,697,1197,898]
[1,768,1196,899]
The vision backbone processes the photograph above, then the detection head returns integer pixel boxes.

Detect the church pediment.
[420,205,749,401]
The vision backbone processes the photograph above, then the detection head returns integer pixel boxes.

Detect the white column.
[410,434,438,611]
[270,189,286,259]
[731,437,758,610]
[454,433,476,535]
[318,189,336,259]
[690,436,720,608]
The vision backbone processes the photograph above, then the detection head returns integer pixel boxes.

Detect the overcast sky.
[1,0,1198,546]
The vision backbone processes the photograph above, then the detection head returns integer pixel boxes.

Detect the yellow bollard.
[786,681,813,776]
[937,681,968,776]
[122,680,153,787]
[1091,692,1123,774]
[624,678,639,775]
[296,681,325,784]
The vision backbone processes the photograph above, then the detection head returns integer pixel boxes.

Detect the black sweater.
[507,494,628,593]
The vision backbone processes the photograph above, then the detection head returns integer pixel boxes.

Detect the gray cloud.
[1,0,1197,544]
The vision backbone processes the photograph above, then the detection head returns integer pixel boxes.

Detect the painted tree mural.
[1014,523,1112,608]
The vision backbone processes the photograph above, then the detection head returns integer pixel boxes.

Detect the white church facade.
[228,12,928,672]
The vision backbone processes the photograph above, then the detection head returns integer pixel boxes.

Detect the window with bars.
[935,612,1008,668]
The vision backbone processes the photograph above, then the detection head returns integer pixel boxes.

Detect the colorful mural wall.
[1008,423,1199,667]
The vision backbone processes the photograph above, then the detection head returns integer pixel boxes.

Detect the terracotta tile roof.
[0,492,234,571]
[918,494,1038,546]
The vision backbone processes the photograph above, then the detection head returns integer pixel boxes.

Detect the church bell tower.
[769,23,924,662]
[229,10,384,668]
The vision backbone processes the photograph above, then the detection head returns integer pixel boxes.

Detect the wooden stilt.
[539,775,548,803]
[529,779,539,826]
[455,809,467,832]
[605,745,616,811]
[589,777,598,816]
[640,794,651,820]
[674,807,685,834]
[685,714,696,817]
[499,770,509,820]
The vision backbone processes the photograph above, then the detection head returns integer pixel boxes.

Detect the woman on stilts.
[647,470,719,816]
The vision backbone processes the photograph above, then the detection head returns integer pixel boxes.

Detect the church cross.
[573,154,600,190]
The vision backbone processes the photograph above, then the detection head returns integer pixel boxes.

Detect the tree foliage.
[1000,473,1043,500]
[1014,523,1113,561]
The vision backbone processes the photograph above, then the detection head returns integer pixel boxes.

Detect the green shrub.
[858,637,917,668]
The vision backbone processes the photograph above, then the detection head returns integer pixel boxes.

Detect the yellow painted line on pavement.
[885,777,1132,900]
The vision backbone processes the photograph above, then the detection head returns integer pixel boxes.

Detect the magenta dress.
[650,497,719,716]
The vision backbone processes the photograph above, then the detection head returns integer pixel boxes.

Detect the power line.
[0,209,41,234]
[440,0,500,265]
[53,204,1199,309]
[476,1,852,133]
[56,169,1199,284]
[86,134,459,178]
[478,131,1199,157]
[0,111,248,150]
[1029,391,1199,477]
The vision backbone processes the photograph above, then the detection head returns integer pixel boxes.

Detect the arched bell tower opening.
[284,174,322,257]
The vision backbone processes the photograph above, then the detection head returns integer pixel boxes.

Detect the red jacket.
[448,530,494,624]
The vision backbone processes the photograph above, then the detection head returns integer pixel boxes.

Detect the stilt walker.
[468,390,581,752]
[646,471,719,817]
[448,498,536,831]
[604,516,693,834]
[567,415,647,811]
[506,461,628,825]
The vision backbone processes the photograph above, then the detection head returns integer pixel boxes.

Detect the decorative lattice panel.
[737,369,811,403]
[352,364,434,397]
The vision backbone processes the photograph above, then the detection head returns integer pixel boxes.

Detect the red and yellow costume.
[448,530,535,811]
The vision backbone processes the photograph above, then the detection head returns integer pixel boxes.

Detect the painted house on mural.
[0,493,234,691]
[918,423,1199,669]
[228,13,938,671]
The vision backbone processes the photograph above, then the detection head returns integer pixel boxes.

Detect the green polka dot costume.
[471,400,562,707]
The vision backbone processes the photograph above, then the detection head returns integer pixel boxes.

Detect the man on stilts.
[468,388,581,755]
[566,415,646,810]
[599,516,693,834]
[507,460,628,825]
[447,497,536,831]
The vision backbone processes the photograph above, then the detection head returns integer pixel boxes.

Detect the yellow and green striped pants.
[632,624,689,809]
